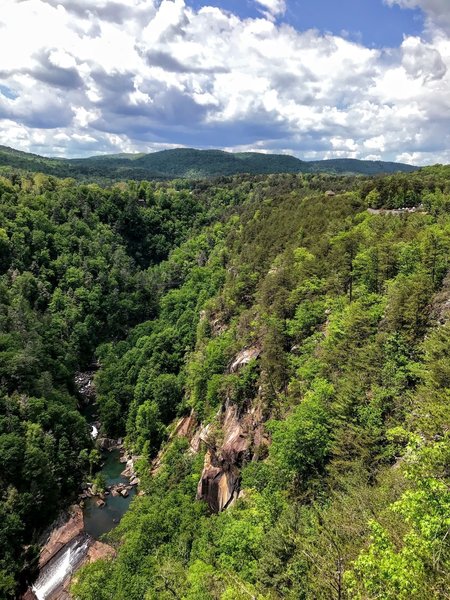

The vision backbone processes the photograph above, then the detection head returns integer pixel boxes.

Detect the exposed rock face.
[190,422,211,454]
[85,540,116,563]
[197,450,240,512]
[367,206,426,215]
[173,413,197,438]
[196,399,267,512]
[74,370,97,403]
[151,412,198,474]
[120,455,139,479]
[229,346,261,373]
[39,506,84,569]
[97,437,119,451]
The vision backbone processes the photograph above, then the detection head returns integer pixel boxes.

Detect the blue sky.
[0,0,449,164]
[189,0,424,47]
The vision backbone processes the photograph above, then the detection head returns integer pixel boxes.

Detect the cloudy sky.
[0,0,449,163]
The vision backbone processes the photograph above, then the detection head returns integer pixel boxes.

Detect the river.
[83,448,136,539]
[31,406,135,600]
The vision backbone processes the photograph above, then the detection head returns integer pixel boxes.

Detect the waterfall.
[32,536,90,600]
[91,424,98,439]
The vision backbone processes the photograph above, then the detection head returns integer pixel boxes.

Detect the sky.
[0,0,449,164]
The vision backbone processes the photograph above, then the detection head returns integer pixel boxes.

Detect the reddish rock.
[196,399,267,513]
[39,506,84,569]
[175,412,197,438]
[85,540,116,563]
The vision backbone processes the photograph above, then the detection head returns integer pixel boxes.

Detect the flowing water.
[30,404,136,599]
[82,401,136,540]
[31,535,90,600]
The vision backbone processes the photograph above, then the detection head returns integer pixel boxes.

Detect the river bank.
[25,442,139,600]
[23,443,139,600]
[82,448,138,540]
[23,368,141,600]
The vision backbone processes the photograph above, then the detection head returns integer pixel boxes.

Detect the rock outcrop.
[430,271,450,324]
[85,540,116,563]
[38,505,84,569]
[197,449,240,512]
[229,346,260,373]
[196,399,267,512]
[97,437,120,451]
[74,369,97,404]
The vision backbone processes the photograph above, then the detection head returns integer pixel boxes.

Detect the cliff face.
[185,386,267,512]
[191,347,266,511]
[195,398,267,511]
[38,506,85,570]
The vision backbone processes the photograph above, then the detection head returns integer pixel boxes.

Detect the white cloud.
[254,0,286,19]
[401,36,447,80]
[385,0,450,31]
[0,0,449,164]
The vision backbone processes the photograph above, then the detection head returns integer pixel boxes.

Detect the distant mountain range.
[0,145,419,180]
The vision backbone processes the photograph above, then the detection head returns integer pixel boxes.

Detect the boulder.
[74,370,97,403]
[97,437,117,450]
[120,489,129,498]
[96,499,105,508]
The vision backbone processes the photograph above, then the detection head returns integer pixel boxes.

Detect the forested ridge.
[0,145,418,182]
[1,166,450,599]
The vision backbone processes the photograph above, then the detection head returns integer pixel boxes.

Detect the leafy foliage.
[2,165,450,599]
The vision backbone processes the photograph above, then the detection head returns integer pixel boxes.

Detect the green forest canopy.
[0,165,449,599]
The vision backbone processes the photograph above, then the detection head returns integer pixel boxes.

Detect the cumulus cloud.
[385,0,450,31]
[401,36,447,80]
[0,0,449,164]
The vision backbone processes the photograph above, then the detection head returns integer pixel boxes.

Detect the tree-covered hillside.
[0,171,244,597]
[1,167,449,599]
[0,145,419,182]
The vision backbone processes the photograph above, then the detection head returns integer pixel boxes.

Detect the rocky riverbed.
[22,369,141,600]
[24,508,115,600]
[24,443,140,600]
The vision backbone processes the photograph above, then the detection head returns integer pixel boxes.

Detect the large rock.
[85,540,116,563]
[197,450,240,512]
[173,413,197,438]
[229,347,260,373]
[74,370,97,403]
[97,437,118,450]
[196,400,267,512]
[38,506,84,569]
